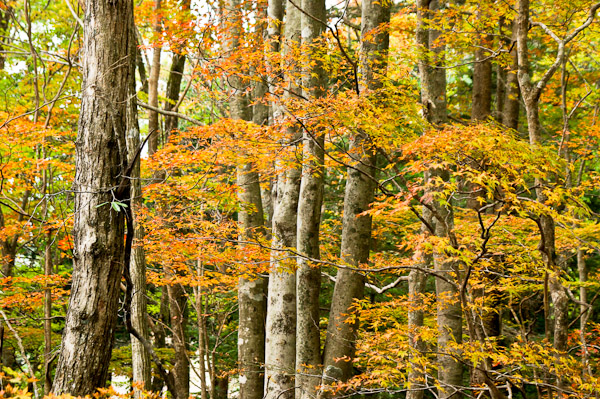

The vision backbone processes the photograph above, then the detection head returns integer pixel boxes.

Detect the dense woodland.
[1,0,600,397]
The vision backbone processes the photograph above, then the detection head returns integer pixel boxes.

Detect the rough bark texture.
[264,3,301,399]
[126,30,152,396]
[295,0,327,398]
[321,0,389,391]
[51,0,133,393]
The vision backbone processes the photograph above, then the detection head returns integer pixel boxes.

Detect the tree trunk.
[321,0,390,391]
[416,1,462,398]
[163,53,186,136]
[52,0,133,393]
[44,230,53,395]
[264,3,301,399]
[226,2,268,399]
[516,0,568,352]
[432,181,463,399]
[195,269,209,399]
[502,19,519,130]
[295,0,327,398]
[407,210,431,399]
[416,0,447,127]
[168,281,190,399]
[147,0,162,156]
[471,32,492,121]
[237,163,268,399]
[0,6,11,71]
[126,31,152,394]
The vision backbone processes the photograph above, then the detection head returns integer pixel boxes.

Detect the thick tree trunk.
[126,30,152,396]
[51,0,133,393]
[264,3,300,399]
[295,0,327,398]
[321,0,390,391]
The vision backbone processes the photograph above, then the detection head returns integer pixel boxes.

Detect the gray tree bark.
[264,3,300,399]
[52,0,133,393]
[295,0,327,398]
[225,2,268,399]
[321,0,390,391]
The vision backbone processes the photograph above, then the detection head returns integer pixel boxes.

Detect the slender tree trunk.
[416,0,447,127]
[472,28,492,121]
[148,0,162,155]
[225,2,268,399]
[295,0,327,397]
[416,1,462,398]
[264,3,301,399]
[163,54,186,136]
[432,187,463,399]
[495,18,507,124]
[0,6,11,71]
[52,0,133,393]
[195,266,209,399]
[168,282,190,399]
[43,229,53,395]
[126,30,152,394]
[516,0,568,354]
[407,212,430,399]
[321,0,390,391]
[237,162,268,399]
[503,19,519,130]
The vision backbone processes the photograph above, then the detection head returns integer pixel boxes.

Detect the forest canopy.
[1,0,600,398]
